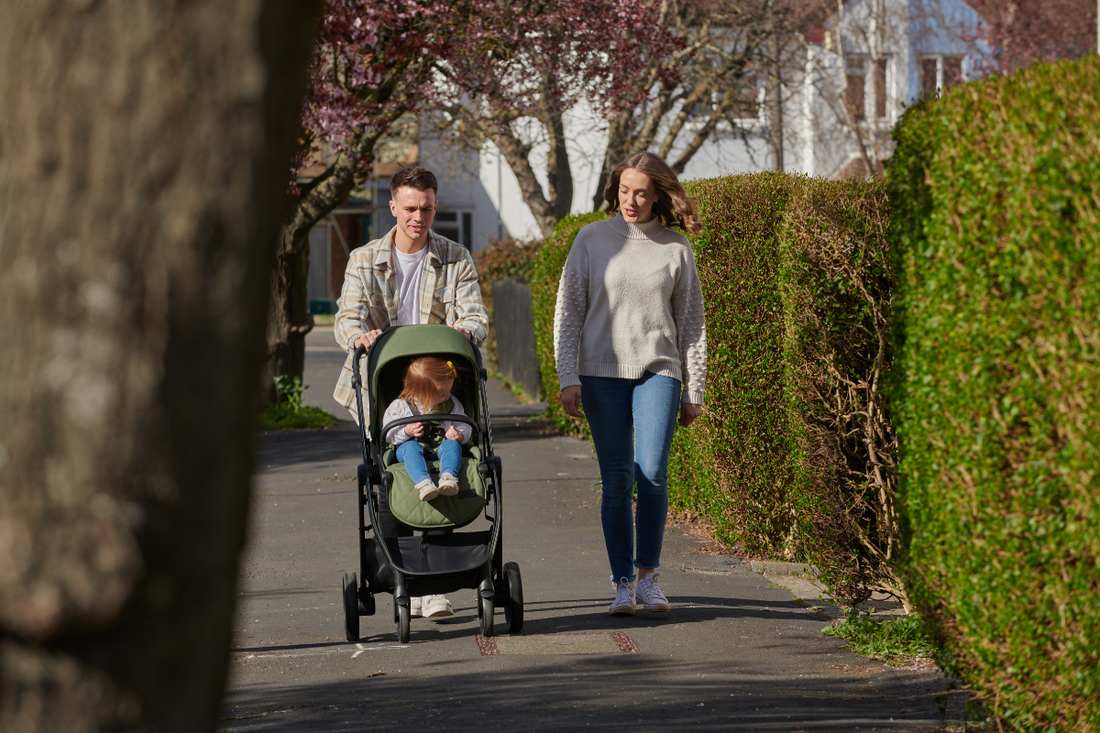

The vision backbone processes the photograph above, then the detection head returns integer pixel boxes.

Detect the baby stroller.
[341,324,524,643]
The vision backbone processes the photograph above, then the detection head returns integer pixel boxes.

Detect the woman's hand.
[444,426,463,441]
[679,403,702,427]
[560,385,583,418]
[404,422,424,437]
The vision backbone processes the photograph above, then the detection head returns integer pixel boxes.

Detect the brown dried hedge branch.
[779,179,904,608]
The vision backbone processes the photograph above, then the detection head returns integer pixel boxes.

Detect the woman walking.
[553,152,707,615]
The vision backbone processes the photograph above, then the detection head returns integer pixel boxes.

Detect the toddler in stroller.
[382,356,472,502]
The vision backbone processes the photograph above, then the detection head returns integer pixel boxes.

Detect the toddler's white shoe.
[416,479,439,501]
[437,473,459,496]
[608,578,636,616]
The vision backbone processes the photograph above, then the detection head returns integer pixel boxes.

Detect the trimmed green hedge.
[887,56,1100,729]
[671,174,801,552]
[529,212,606,437]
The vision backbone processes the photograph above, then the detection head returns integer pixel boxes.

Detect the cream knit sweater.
[553,214,707,404]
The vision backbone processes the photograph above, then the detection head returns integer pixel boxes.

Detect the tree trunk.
[540,92,574,223]
[491,128,558,238]
[265,151,363,402]
[593,114,634,211]
[766,34,786,172]
[0,1,318,731]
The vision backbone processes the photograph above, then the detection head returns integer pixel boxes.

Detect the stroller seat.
[382,444,487,529]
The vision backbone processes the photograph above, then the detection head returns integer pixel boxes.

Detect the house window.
[434,210,473,249]
[846,55,890,124]
[921,55,964,96]
[845,56,866,122]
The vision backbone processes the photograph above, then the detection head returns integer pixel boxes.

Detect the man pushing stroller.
[333,166,488,619]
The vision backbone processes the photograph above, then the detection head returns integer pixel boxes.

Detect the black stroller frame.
[341,324,524,643]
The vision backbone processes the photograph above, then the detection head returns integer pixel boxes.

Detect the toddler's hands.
[404,422,424,437]
[444,426,463,442]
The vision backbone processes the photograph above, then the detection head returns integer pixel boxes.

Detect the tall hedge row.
[531,175,898,604]
[887,56,1100,729]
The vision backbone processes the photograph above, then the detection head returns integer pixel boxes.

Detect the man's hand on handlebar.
[354,329,384,351]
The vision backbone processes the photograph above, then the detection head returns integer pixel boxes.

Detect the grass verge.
[822,610,938,664]
[257,404,336,430]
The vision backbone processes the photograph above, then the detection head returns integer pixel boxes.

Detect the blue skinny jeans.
[396,438,462,485]
[580,372,681,583]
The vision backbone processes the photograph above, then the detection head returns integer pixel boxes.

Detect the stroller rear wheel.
[343,572,359,642]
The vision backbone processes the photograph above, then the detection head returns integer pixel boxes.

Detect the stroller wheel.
[343,572,359,642]
[478,593,494,637]
[395,598,411,643]
[503,562,524,634]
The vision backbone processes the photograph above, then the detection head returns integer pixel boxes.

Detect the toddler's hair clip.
[446,360,457,377]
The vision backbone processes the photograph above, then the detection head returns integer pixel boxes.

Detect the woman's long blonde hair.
[604,152,701,235]
[399,356,458,411]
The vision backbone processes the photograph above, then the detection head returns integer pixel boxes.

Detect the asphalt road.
[221,324,964,732]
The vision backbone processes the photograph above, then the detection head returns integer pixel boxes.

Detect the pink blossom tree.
[270,0,684,391]
[432,0,684,237]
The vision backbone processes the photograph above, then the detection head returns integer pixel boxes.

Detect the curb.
[749,560,820,577]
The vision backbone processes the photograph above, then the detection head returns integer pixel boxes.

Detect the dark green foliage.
[887,56,1100,729]
[475,236,543,373]
[475,236,543,285]
[529,212,606,437]
[666,174,898,605]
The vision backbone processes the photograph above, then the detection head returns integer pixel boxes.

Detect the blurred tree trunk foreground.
[0,1,317,731]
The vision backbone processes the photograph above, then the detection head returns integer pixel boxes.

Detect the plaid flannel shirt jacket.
[332,227,488,419]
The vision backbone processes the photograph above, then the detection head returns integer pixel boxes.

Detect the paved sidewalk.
[220,329,966,731]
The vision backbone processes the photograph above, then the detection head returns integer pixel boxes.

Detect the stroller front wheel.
[478,593,494,637]
[343,572,360,642]
[503,562,524,634]
[395,598,411,643]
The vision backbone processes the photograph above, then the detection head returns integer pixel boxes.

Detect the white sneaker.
[416,479,439,501]
[437,473,459,496]
[422,595,454,618]
[636,572,671,612]
[609,578,636,616]
[409,596,423,618]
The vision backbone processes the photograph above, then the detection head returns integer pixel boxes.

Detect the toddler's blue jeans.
[396,438,462,485]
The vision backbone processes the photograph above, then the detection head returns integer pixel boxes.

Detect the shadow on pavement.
[222,655,965,732]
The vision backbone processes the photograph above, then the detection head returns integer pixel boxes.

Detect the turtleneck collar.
[608,212,666,240]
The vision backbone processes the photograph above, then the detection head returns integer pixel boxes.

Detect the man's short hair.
[391,166,438,195]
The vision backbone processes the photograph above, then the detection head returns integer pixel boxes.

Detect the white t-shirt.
[393,244,429,326]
